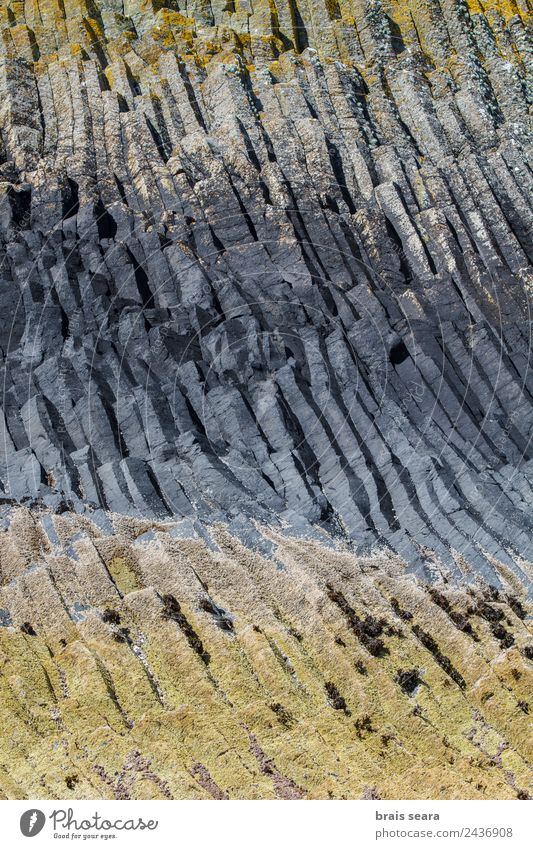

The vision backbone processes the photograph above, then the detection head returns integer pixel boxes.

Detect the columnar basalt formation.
[0,0,531,799]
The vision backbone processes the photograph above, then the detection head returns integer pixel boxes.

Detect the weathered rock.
[0,507,531,800]
[0,0,531,799]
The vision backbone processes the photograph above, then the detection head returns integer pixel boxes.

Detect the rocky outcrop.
[0,1,531,584]
[0,507,532,799]
[0,0,531,800]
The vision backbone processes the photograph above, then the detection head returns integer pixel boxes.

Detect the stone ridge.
[0,507,532,799]
[0,0,531,588]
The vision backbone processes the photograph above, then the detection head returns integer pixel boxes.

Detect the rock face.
[0,507,532,799]
[0,0,532,800]
[0,0,531,584]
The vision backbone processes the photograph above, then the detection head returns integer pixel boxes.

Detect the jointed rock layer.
[1,0,532,577]
[0,0,532,799]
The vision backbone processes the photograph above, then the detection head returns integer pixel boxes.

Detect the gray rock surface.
[0,0,531,585]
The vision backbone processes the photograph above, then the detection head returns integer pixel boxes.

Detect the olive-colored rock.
[0,507,532,799]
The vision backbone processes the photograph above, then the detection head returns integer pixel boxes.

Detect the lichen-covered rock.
[0,507,532,799]
[0,0,531,799]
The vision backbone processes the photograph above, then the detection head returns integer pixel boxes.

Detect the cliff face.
[0,0,532,800]
[0,0,531,581]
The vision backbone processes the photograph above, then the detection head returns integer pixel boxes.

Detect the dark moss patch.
[395,668,422,695]
[412,625,466,689]
[325,681,351,715]
[428,588,479,640]
[452,611,479,639]
[199,597,234,632]
[162,594,210,664]
[385,624,405,638]
[483,585,501,602]
[102,608,121,625]
[65,775,79,790]
[491,622,514,648]
[113,627,132,645]
[390,597,412,621]
[270,702,294,727]
[354,715,374,738]
[476,602,504,623]
[506,596,527,620]
[327,585,388,656]
[429,588,451,612]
